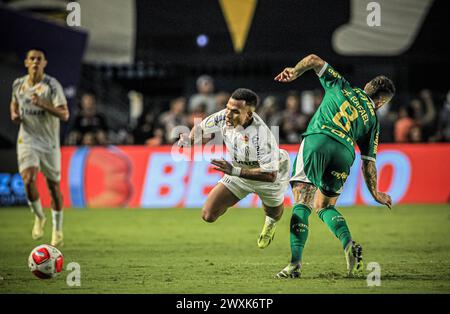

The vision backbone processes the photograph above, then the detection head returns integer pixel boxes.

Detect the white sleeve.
[317,62,328,77]
[11,78,21,103]
[199,110,226,135]
[50,79,67,107]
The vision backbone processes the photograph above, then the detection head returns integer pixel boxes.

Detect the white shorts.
[290,139,311,184]
[219,175,289,207]
[219,151,291,207]
[17,145,61,182]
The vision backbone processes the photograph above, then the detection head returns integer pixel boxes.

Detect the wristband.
[231,166,242,177]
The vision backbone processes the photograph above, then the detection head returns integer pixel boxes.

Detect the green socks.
[290,204,311,264]
[318,205,352,249]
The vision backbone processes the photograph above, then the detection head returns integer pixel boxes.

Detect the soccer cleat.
[32,216,46,240]
[257,222,276,249]
[276,263,302,278]
[51,230,64,247]
[345,240,363,277]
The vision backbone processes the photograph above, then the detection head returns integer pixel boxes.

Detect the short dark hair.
[366,75,396,100]
[230,88,259,108]
[26,47,47,59]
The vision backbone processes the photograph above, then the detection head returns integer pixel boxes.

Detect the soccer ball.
[28,244,64,279]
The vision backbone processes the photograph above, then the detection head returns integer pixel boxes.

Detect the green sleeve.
[357,121,380,162]
[318,63,349,91]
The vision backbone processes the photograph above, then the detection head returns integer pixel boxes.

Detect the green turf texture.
[1,204,449,293]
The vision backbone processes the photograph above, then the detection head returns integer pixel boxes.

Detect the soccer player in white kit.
[10,48,69,247]
[179,88,290,248]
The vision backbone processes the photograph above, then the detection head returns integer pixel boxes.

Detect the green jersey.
[303,63,380,162]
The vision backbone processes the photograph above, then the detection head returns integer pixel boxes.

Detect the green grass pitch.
[0,204,449,293]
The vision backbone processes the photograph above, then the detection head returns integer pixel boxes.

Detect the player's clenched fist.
[11,110,22,124]
[31,93,42,108]
[177,133,191,147]
[375,191,392,209]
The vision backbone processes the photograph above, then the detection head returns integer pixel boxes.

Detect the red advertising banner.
[36,144,450,208]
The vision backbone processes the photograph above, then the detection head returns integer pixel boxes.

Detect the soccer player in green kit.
[274,54,395,278]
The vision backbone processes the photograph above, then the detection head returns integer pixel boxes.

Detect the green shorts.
[290,133,355,197]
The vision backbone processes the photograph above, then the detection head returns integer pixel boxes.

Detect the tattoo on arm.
[294,54,325,76]
[240,168,277,183]
[362,160,378,196]
[292,182,317,209]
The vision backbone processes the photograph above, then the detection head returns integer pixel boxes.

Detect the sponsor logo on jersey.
[22,108,45,116]
[331,170,348,180]
[213,114,226,125]
[233,158,259,167]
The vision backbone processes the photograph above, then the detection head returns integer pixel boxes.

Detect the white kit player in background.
[178,88,290,249]
[10,48,69,247]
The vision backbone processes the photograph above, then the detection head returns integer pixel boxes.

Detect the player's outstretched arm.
[178,124,212,147]
[211,159,277,183]
[362,159,392,209]
[10,101,22,124]
[274,54,326,82]
[31,94,69,121]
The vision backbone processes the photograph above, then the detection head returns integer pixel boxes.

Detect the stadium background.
[0,0,448,207]
[0,0,450,296]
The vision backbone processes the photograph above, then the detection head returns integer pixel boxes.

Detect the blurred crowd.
[64,75,450,146]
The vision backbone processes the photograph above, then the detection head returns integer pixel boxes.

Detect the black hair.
[230,88,259,108]
[26,47,47,59]
[366,75,396,100]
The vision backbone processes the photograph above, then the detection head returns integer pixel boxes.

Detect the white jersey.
[12,74,67,152]
[200,109,290,181]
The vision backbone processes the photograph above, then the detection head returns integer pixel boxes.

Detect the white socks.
[265,216,277,225]
[29,199,45,220]
[52,209,63,232]
[29,199,63,231]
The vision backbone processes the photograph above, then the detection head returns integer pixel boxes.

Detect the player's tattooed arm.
[239,168,277,183]
[274,54,326,82]
[31,94,69,121]
[211,159,277,182]
[362,159,392,209]
[291,182,317,209]
[10,101,21,124]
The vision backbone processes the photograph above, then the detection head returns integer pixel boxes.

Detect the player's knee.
[201,209,217,223]
[22,174,35,188]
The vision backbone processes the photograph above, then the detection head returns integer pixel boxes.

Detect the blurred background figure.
[158,97,188,144]
[430,90,450,142]
[412,89,436,141]
[188,75,216,115]
[187,103,207,129]
[215,91,230,112]
[132,108,162,146]
[408,125,423,143]
[257,95,282,129]
[280,91,309,143]
[394,105,416,143]
[66,93,109,145]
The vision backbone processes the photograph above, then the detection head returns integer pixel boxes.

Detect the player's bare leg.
[315,190,363,277]
[277,181,317,278]
[21,167,46,240]
[46,179,64,247]
[257,203,283,249]
[202,183,240,223]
